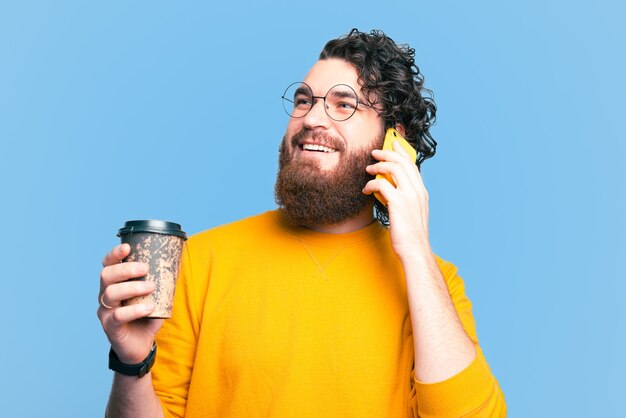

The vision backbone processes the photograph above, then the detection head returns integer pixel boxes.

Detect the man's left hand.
[363,140,431,260]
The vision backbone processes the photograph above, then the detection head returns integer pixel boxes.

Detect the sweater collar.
[272,209,386,247]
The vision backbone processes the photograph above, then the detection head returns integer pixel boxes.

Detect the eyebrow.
[329,88,358,100]
[294,84,365,102]
[294,86,312,96]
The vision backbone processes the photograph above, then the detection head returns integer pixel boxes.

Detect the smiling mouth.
[301,144,338,153]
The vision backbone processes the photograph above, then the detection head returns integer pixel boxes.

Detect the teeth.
[302,144,336,153]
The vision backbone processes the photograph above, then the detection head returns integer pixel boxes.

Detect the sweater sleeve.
[151,239,209,418]
[409,257,506,417]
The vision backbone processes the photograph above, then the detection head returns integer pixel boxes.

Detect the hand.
[97,244,164,364]
[363,140,431,259]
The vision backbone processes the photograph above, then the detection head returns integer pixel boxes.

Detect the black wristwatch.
[108,342,157,378]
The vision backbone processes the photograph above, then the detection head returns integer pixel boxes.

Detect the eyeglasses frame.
[281,81,378,122]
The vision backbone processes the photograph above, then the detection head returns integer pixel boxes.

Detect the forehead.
[302,58,360,94]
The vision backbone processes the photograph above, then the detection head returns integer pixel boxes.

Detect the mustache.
[290,129,346,152]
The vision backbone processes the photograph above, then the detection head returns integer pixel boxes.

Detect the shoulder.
[186,210,281,251]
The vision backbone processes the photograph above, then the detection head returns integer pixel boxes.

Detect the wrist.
[116,347,152,365]
[399,247,442,280]
[109,342,157,378]
[396,241,434,264]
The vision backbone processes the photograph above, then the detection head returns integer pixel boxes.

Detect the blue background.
[1,1,624,416]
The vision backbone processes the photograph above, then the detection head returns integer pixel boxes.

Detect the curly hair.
[319,28,437,225]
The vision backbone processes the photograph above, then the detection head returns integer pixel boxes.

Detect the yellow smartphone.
[374,128,417,206]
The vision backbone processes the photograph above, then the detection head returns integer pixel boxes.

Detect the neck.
[304,204,375,234]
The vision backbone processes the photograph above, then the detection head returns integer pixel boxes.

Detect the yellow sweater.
[152,211,505,417]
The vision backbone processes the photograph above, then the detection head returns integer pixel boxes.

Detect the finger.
[102,303,156,331]
[113,303,155,324]
[100,261,149,288]
[371,149,427,192]
[100,280,155,308]
[366,161,413,192]
[372,148,413,164]
[371,149,419,179]
[366,161,406,176]
[102,244,131,267]
[362,177,397,198]
[364,167,428,204]
[392,140,411,157]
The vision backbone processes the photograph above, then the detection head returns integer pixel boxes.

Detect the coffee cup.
[117,220,187,318]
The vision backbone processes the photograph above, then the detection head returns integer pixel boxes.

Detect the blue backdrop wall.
[1,1,624,416]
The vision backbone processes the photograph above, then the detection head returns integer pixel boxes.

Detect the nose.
[302,98,331,129]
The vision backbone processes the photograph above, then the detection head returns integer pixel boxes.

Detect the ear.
[394,124,406,137]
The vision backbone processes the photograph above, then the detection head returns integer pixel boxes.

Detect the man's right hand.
[97,243,164,364]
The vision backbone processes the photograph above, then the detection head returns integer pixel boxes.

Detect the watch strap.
[108,342,157,378]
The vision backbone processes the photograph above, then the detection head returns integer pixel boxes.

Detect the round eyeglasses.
[281,82,373,122]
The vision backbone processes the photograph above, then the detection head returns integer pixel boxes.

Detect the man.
[98,29,506,417]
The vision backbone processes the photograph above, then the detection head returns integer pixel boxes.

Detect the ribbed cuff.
[413,347,498,417]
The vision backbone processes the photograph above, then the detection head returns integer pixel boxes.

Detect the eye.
[338,101,356,110]
[333,100,357,114]
[294,94,313,108]
[327,85,358,115]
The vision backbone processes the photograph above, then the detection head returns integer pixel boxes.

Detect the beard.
[274,129,382,227]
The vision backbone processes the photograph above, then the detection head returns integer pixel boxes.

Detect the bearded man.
[97,29,506,417]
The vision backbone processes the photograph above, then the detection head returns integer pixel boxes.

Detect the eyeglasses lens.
[281,82,359,121]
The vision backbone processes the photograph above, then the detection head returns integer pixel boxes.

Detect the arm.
[364,142,475,381]
[105,373,163,418]
[364,141,506,416]
[411,259,507,417]
[97,244,165,418]
[401,249,476,382]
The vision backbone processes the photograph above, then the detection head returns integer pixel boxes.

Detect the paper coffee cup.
[117,220,187,319]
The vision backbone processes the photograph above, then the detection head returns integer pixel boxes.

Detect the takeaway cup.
[117,220,187,318]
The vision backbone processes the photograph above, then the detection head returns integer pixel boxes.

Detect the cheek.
[285,118,302,137]
[341,124,384,151]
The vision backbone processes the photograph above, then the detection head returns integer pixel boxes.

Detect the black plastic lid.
[117,220,187,240]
